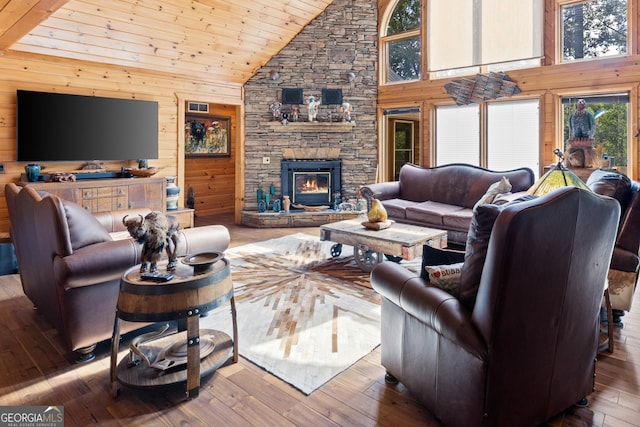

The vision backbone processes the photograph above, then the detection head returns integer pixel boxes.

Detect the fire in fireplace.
[281,160,341,207]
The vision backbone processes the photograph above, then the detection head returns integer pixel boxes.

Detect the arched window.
[381,0,421,83]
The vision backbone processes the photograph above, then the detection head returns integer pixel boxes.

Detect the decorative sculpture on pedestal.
[123,212,181,273]
[565,98,597,168]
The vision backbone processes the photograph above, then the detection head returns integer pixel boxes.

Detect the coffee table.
[320,217,448,272]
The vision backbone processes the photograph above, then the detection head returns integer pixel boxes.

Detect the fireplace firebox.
[281,160,341,207]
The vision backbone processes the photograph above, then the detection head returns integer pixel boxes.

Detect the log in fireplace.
[281,160,341,207]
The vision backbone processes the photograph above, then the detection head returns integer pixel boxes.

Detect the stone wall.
[243,0,378,210]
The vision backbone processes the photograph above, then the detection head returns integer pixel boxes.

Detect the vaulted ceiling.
[0,0,334,84]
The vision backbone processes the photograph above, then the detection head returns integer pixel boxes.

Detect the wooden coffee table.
[320,217,448,272]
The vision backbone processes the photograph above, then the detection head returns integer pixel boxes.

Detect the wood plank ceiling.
[0,0,334,84]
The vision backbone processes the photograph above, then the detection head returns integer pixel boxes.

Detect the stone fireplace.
[281,159,341,207]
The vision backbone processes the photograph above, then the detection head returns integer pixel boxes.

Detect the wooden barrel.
[117,255,232,322]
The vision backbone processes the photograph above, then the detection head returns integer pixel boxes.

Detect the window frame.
[433,97,542,176]
[555,86,637,178]
[556,0,630,64]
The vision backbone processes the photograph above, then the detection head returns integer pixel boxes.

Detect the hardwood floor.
[0,212,638,426]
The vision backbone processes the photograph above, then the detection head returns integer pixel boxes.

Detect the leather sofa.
[587,169,640,322]
[5,183,230,362]
[360,163,535,246]
[370,187,620,427]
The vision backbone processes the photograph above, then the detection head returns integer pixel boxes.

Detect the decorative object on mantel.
[24,163,41,182]
[282,195,291,212]
[165,176,180,210]
[47,172,76,183]
[444,71,520,105]
[124,166,159,177]
[81,161,105,171]
[293,203,330,212]
[269,100,282,121]
[306,95,321,122]
[340,102,353,122]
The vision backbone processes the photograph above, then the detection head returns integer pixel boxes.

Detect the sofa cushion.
[458,195,537,310]
[63,200,113,251]
[406,201,465,226]
[380,198,413,220]
[442,208,473,231]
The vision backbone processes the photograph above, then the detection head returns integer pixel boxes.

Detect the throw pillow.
[424,263,464,295]
[63,200,113,251]
[473,176,512,211]
[458,194,537,310]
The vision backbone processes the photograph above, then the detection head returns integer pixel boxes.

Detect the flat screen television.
[16,90,159,162]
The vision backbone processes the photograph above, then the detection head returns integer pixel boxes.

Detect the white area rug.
[202,233,381,394]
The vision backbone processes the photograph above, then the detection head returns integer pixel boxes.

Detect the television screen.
[16,90,159,162]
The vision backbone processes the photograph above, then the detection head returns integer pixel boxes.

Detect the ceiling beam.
[0,0,70,52]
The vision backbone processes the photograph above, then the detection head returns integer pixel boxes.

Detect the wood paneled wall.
[0,51,243,235]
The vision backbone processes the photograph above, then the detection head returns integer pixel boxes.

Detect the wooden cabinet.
[22,178,166,213]
[167,208,194,229]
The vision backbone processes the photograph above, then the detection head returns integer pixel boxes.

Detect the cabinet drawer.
[112,196,128,210]
[81,199,98,212]
[81,188,98,199]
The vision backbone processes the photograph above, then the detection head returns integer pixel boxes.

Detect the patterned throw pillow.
[424,262,464,295]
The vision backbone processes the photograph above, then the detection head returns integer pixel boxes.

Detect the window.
[561,0,627,62]
[428,0,542,76]
[382,0,421,83]
[436,100,540,177]
[435,104,480,165]
[487,100,539,175]
[393,120,416,180]
[383,107,420,181]
[562,94,629,173]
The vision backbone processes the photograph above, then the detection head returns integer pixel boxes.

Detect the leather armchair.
[370,187,620,427]
[5,183,230,362]
[587,169,640,325]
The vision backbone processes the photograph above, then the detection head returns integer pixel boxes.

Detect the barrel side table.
[110,254,237,400]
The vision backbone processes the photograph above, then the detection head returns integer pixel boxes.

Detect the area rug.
[201,232,381,394]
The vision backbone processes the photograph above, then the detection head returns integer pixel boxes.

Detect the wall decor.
[322,88,343,105]
[444,72,520,105]
[184,114,231,157]
[282,88,303,105]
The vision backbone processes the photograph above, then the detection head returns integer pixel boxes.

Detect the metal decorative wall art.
[444,72,520,105]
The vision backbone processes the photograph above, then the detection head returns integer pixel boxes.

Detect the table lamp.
[527,148,591,196]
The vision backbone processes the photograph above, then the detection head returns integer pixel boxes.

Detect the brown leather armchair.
[587,169,640,326]
[370,187,620,427]
[5,183,230,362]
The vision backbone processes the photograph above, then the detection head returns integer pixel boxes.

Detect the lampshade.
[527,149,591,196]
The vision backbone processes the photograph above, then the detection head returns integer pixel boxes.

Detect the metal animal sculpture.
[123,211,182,273]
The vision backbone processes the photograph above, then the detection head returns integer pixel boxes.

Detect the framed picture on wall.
[184,114,231,157]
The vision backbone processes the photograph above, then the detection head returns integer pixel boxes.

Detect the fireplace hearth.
[281,160,341,207]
